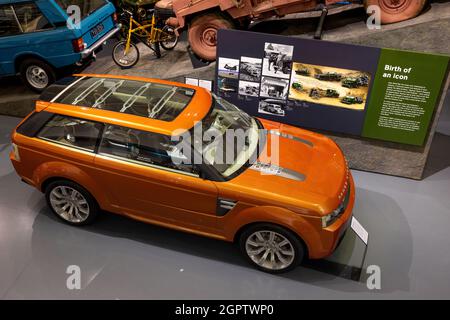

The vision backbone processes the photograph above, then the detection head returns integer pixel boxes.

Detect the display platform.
[1,0,450,301]
[1,108,449,298]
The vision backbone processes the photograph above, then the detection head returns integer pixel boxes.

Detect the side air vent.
[217,198,237,216]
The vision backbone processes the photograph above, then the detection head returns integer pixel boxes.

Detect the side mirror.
[198,170,207,179]
[195,167,210,180]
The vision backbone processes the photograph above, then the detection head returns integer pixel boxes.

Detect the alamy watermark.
[65,4,382,30]
[169,123,280,171]
[66,265,81,290]
[65,263,381,291]
[366,5,382,30]
[66,5,81,30]
[366,265,381,290]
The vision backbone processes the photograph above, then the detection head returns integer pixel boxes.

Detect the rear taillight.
[72,38,86,53]
[113,12,118,23]
[12,143,20,162]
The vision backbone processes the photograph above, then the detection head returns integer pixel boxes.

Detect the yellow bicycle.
[112,9,178,69]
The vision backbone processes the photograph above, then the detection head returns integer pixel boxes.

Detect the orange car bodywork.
[10,74,354,259]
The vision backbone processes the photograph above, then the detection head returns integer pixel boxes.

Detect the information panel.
[215,30,449,146]
[362,49,449,145]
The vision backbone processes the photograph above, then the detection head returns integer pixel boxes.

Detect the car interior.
[0,6,22,36]
[38,116,101,151]
[100,125,196,174]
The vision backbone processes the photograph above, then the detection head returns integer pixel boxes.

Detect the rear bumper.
[10,152,34,188]
[80,25,121,59]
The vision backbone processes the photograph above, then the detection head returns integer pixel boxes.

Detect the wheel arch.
[34,161,110,210]
[41,176,76,193]
[40,175,107,210]
[226,205,319,258]
[233,221,310,258]
[185,7,235,27]
[14,53,55,74]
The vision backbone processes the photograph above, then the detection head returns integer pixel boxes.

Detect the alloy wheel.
[49,186,90,223]
[245,230,295,271]
[26,65,48,89]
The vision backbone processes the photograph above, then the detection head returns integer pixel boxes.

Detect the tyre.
[112,40,140,69]
[45,180,99,226]
[239,223,305,273]
[19,58,56,92]
[154,41,161,58]
[188,12,234,61]
[365,0,427,24]
[160,25,178,50]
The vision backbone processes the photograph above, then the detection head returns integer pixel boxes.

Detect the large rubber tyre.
[112,40,140,69]
[19,58,56,92]
[188,12,234,61]
[365,0,427,24]
[239,223,305,274]
[160,25,178,50]
[45,180,99,226]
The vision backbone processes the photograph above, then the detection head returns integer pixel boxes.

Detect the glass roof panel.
[54,77,195,122]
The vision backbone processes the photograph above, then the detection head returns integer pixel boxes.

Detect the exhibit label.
[351,217,369,245]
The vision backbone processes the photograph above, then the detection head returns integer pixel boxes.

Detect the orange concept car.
[10,74,354,273]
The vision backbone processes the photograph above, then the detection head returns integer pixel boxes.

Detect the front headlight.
[322,185,350,228]
[321,206,342,228]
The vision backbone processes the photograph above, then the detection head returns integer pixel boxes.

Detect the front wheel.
[239,224,304,273]
[365,0,427,24]
[188,13,234,61]
[159,25,178,50]
[112,40,140,69]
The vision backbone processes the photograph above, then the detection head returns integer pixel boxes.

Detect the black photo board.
[215,29,449,147]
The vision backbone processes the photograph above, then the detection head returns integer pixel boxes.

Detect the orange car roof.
[37,74,213,136]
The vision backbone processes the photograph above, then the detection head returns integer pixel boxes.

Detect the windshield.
[193,93,259,178]
[55,0,107,20]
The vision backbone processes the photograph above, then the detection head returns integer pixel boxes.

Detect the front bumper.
[309,173,355,259]
[80,25,121,59]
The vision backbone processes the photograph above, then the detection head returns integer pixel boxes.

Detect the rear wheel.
[19,58,56,92]
[159,25,178,50]
[239,223,304,273]
[365,0,427,24]
[112,40,140,68]
[188,12,234,61]
[45,180,99,226]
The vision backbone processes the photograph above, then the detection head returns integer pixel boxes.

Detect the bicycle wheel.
[112,40,140,69]
[159,25,178,51]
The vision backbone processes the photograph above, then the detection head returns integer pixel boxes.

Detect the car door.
[33,114,103,189]
[0,5,22,75]
[0,2,75,72]
[93,124,220,234]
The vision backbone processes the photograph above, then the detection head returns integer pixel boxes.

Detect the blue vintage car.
[0,0,120,91]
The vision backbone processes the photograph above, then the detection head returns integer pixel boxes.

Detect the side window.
[99,125,198,175]
[0,6,21,37]
[38,115,102,151]
[13,3,52,33]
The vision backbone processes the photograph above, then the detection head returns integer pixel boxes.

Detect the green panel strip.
[362,49,449,146]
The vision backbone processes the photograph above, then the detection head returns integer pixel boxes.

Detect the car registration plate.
[90,23,104,38]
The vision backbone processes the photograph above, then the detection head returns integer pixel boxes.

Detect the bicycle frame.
[124,14,164,54]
